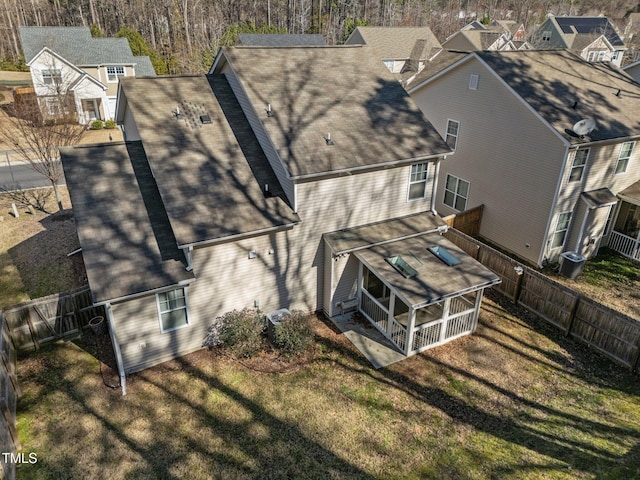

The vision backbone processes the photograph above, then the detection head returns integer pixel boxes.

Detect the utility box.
[559,251,586,279]
[266,308,291,342]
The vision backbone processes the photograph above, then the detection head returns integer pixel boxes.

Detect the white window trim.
[41,68,62,85]
[568,148,589,183]
[615,141,635,175]
[446,119,460,150]
[469,74,479,90]
[542,30,551,42]
[550,211,572,250]
[443,173,470,212]
[156,287,190,333]
[106,65,126,83]
[407,162,429,201]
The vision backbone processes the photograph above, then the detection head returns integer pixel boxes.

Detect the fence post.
[513,266,525,304]
[563,295,581,337]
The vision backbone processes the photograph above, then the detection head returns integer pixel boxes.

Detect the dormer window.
[106,66,125,82]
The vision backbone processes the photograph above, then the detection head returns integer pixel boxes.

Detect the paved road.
[0,163,65,190]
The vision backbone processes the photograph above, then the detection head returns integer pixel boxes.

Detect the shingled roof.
[475,50,640,144]
[555,16,624,47]
[237,34,326,46]
[118,74,299,247]
[216,45,451,178]
[61,142,194,304]
[19,26,155,74]
[345,27,442,61]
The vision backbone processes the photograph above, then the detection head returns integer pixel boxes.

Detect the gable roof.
[554,16,625,47]
[61,142,194,304]
[237,34,326,46]
[118,74,299,247]
[442,30,503,51]
[403,49,468,88]
[215,45,451,179]
[19,26,155,73]
[345,27,442,61]
[475,50,640,144]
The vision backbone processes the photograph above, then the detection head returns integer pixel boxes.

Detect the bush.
[217,308,264,358]
[90,119,104,130]
[273,310,314,356]
[105,119,116,129]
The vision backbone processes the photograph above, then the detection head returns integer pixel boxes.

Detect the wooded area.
[1,0,637,74]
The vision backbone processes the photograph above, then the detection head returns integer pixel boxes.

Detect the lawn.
[14,292,640,480]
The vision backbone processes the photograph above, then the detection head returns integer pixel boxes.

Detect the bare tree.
[0,91,84,212]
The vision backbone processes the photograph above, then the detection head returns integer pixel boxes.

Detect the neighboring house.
[19,26,156,124]
[407,49,640,267]
[624,60,640,83]
[442,20,530,52]
[344,26,442,74]
[237,33,326,46]
[530,14,627,66]
[61,45,500,385]
[621,13,640,64]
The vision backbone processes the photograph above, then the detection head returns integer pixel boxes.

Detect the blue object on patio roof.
[428,245,460,266]
[386,256,418,278]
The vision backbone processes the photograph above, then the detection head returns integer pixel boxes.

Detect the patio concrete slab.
[329,314,406,369]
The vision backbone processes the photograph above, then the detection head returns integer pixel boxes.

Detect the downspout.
[105,303,127,395]
[431,157,443,216]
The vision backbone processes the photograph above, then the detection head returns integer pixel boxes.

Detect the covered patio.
[324,213,500,359]
[608,180,640,261]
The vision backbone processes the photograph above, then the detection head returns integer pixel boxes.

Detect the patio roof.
[355,233,500,308]
[619,180,640,203]
[324,211,446,255]
[582,188,618,208]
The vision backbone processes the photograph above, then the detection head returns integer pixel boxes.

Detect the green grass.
[580,247,639,287]
[13,294,640,480]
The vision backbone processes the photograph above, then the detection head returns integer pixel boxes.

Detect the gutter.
[105,303,127,395]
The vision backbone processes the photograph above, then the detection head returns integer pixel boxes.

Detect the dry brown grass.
[15,295,640,479]
[0,188,84,308]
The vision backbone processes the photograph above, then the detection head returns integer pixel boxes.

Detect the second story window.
[616,142,635,174]
[106,66,125,82]
[446,120,460,150]
[42,69,62,85]
[542,31,551,42]
[408,162,429,200]
[444,174,469,211]
[569,148,589,183]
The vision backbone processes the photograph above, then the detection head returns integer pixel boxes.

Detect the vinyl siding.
[330,254,360,315]
[111,290,207,374]
[410,57,566,265]
[122,104,140,141]
[221,64,296,207]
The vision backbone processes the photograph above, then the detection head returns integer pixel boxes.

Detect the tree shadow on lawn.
[8,209,86,299]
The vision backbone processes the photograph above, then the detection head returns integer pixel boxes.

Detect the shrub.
[105,119,117,129]
[217,308,264,358]
[90,119,104,130]
[273,310,314,356]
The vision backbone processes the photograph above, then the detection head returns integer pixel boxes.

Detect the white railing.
[608,231,640,260]
[411,305,476,354]
[445,310,475,340]
[412,322,441,351]
[360,290,389,333]
[389,317,407,352]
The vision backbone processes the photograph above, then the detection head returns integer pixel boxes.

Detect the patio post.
[472,289,484,332]
[439,298,451,344]
[387,292,396,337]
[404,307,416,356]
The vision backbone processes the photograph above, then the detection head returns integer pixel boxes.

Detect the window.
[106,66,125,82]
[542,31,551,42]
[550,212,572,249]
[587,50,607,61]
[446,120,460,150]
[616,142,634,174]
[408,162,429,200]
[469,74,479,90]
[41,69,61,85]
[443,174,469,211]
[568,148,589,182]
[157,288,189,332]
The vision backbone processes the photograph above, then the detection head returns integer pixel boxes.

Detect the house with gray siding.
[407,49,640,267]
[61,45,500,390]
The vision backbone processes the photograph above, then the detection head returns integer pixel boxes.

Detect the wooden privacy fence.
[1,287,105,352]
[1,315,19,480]
[445,228,640,373]
[442,205,483,236]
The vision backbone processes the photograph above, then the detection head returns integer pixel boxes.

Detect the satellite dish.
[573,118,596,136]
